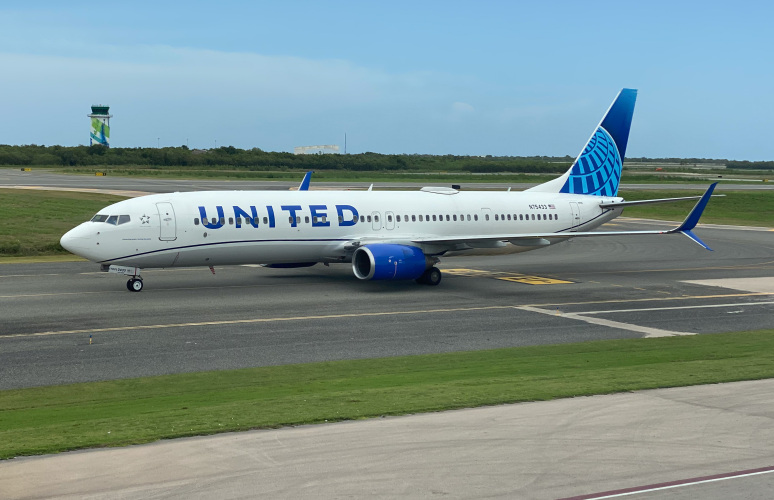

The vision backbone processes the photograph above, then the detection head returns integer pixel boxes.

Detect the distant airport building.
[88,105,113,147]
[294,144,339,155]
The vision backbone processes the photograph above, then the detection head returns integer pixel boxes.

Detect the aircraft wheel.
[424,267,442,286]
[127,278,144,292]
[416,267,442,286]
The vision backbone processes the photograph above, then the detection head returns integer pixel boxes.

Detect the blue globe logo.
[561,127,622,196]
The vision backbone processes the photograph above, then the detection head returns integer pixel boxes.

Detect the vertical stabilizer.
[527,89,637,196]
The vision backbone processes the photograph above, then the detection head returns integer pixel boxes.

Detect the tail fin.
[527,88,637,196]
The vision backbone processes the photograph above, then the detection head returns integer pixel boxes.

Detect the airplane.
[61,89,720,292]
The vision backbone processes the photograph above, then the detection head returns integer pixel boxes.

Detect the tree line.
[0,144,770,172]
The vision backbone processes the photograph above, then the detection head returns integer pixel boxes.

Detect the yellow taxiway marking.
[443,268,573,284]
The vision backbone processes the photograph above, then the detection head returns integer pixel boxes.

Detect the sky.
[1,0,773,160]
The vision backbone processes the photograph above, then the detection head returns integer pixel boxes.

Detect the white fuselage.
[60,188,623,269]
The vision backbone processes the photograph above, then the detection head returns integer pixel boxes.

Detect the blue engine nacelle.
[352,244,429,281]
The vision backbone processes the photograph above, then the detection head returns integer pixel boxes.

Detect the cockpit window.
[92,214,131,225]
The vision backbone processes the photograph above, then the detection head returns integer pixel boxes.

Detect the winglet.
[668,182,718,250]
[298,171,313,191]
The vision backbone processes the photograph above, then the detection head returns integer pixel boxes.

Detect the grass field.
[1,329,773,459]
[618,189,774,226]
[0,189,126,256]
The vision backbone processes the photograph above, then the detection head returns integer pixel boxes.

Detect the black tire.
[416,267,442,286]
[128,278,144,292]
[425,267,442,286]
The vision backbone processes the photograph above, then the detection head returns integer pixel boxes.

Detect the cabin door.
[569,202,581,231]
[156,202,177,241]
[385,211,395,230]
[371,211,382,231]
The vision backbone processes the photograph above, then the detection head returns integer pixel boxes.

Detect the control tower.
[88,105,112,147]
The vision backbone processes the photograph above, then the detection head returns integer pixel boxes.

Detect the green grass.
[0,189,126,256]
[1,330,773,459]
[619,189,774,226]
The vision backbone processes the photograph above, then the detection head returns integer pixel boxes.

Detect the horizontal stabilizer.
[599,193,724,209]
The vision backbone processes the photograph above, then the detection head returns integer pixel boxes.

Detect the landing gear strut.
[127,278,144,292]
[416,266,442,286]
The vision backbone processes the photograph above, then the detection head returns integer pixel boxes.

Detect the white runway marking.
[569,466,774,499]
[520,300,774,338]
[518,306,694,338]
[682,276,774,294]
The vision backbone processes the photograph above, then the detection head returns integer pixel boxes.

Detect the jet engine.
[352,244,430,281]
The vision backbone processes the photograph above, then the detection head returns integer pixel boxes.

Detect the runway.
[1,220,772,390]
[2,167,773,193]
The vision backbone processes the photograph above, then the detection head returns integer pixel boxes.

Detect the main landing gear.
[126,278,144,292]
[416,266,442,286]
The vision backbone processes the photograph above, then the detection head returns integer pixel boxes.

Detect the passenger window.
[117,215,131,225]
[531,214,535,220]
[432,215,437,221]
[236,217,242,225]
[360,215,365,223]
[485,214,490,221]
[388,215,393,222]
[91,214,109,223]
[519,214,523,221]
[212,218,217,225]
[507,214,512,221]
[263,217,268,225]
[419,215,423,222]
[425,214,430,221]
[494,214,498,221]
[396,215,400,222]
[412,215,416,222]
[106,215,118,225]
[367,215,372,222]
[229,217,234,225]
[339,216,343,223]
[375,215,379,222]
[289,216,294,223]
[219,218,225,225]
[296,217,301,224]
[474,214,478,221]
[194,218,200,225]
[305,216,310,224]
[453,214,457,221]
[446,215,450,221]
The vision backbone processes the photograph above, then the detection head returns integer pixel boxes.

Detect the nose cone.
[60,224,96,261]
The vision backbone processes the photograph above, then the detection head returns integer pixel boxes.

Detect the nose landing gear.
[101,265,145,292]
